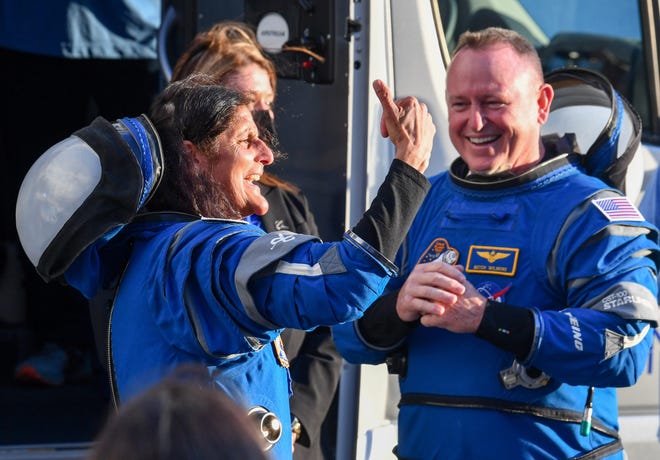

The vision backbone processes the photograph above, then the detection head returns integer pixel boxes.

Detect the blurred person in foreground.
[86,365,269,460]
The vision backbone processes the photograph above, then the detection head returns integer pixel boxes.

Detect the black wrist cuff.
[350,159,430,260]
[358,290,418,348]
[474,300,535,360]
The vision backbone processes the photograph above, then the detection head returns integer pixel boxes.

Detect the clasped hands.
[396,259,488,333]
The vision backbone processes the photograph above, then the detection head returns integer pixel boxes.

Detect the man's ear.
[537,83,554,124]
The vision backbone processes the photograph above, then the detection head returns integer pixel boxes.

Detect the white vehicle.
[1,1,659,459]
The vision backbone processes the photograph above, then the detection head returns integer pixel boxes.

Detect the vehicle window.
[438,0,651,138]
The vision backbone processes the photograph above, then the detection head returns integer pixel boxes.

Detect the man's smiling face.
[446,43,552,175]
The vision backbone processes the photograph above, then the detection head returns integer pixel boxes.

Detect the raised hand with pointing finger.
[373,79,435,174]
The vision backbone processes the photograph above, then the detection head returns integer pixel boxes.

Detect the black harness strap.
[571,439,623,460]
[395,393,624,459]
[399,393,621,440]
[393,439,622,460]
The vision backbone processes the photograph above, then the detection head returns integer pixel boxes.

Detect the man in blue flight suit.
[333,27,660,460]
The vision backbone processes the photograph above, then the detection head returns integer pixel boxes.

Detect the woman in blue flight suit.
[16,75,435,459]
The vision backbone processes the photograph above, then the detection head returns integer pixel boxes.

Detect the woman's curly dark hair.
[146,74,248,219]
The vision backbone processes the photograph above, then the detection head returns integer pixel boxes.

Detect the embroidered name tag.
[466,245,518,276]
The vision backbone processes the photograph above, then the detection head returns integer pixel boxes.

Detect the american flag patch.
[592,196,644,222]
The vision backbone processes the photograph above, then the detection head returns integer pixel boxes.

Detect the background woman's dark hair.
[146,74,247,218]
[171,20,298,193]
[86,364,268,460]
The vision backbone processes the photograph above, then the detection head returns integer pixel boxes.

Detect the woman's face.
[222,63,275,119]
[187,105,274,217]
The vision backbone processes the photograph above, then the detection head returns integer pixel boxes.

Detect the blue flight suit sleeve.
[524,197,659,387]
[332,245,413,365]
[159,221,397,359]
[235,231,396,332]
[332,319,393,365]
[531,309,653,387]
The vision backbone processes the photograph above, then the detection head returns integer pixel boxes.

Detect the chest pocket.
[442,199,519,231]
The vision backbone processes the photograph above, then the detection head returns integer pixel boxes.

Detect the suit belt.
[398,393,622,460]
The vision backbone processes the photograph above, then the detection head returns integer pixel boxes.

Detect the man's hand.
[396,259,466,321]
[396,259,488,333]
[373,79,435,174]
[419,274,487,333]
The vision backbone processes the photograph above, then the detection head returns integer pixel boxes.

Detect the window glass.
[438,0,651,135]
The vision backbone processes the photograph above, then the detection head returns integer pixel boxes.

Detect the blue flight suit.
[334,153,660,459]
[65,215,398,459]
